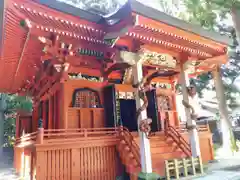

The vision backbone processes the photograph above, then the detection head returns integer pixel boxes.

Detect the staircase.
[117,127,141,177]
[135,132,188,176]
[117,127,192,179]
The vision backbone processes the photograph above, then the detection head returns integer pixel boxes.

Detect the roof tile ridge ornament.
[103,15,138,46]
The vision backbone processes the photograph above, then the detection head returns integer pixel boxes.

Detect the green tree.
[183,0,240,44]
[182,0,240,153]
[3,94,32,147]
[57,0,126,15]
[0,94,7,156]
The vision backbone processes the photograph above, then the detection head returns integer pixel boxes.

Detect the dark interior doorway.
[119,99,138,131]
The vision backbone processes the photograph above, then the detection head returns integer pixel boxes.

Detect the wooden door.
[146,90,161,132]
[103,85,117,127]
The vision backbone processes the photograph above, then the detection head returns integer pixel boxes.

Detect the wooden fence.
[36,145,118,180]
[34,127,119,180]
[15,131,38,148]
[165,156,204,180]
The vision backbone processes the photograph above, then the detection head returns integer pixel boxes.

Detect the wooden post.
[191,157,196,175]
[42,101,46,129]
[48,96,52,129]
[213,66,233,155]
[37,128,44,144]
[182,158,188,177]
[174,159,180,179]
[198,156,204,174]
[165,160,170,180]
[179,63,201,157]
[132,62,152,173]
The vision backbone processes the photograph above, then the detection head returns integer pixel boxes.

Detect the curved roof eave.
[130,0,233,46]
[38,0,233,46]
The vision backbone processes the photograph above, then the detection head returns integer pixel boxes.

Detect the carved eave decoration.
[116,50,177,68]
[140,50,177,68]
[68,73,103,82]
[184,60,200,74]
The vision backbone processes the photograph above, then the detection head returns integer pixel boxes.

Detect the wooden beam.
[69,66,102,77]
[67,56,102,69]
[197,54,228,67]
[40,83,61,101]
[34,72,61,101]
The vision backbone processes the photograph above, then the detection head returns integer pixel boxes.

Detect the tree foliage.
[57,0,127,15]
[3,95,32,147]
[182,0,240,111]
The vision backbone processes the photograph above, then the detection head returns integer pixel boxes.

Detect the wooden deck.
[14,125,213,180]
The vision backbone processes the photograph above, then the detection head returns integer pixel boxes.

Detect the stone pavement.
[0,153,19,180]
[193,152,240,180]
[194,170,240,180]
[0,167,19,180]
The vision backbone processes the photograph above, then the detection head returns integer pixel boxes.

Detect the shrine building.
[0,0,232,179]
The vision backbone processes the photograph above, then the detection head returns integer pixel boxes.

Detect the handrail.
[119,126,141,166]
[15,131,38,146]
[43,127,119,143]
[165,124,191,157]
[44,127,118,132]
[15,128,119,146]
[177,123,209,133]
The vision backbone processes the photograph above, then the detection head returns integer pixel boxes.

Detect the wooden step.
[134,139,171,147]
[134,136,166,143]
[150,141,172,147]
[151,145,175,154]
[152,151,186,160]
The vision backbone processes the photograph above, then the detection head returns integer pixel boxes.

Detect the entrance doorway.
[119,99,138,131]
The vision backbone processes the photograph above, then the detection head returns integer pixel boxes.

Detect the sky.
[57,0,233,26]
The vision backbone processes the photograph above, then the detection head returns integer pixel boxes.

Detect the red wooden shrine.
[0,0,231,179]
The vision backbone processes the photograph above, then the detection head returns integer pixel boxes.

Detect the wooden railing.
[35,128,119,180]
[15,131,38,147]
[119,126,141,166]
[165,125,192,157]
[43,127,119,144]
[176,123,210,133]
[15,127,119,146]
